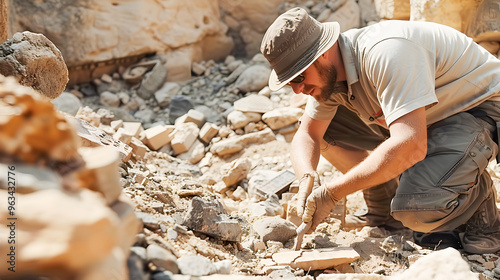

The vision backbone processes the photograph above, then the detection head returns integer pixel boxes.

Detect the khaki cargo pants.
[324,102,500,232]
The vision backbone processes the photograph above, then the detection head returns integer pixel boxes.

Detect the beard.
[318,63,342,102]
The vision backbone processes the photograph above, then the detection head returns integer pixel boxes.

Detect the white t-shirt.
[305,20,500,128]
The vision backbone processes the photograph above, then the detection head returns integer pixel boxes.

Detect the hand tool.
[294,221,311,250]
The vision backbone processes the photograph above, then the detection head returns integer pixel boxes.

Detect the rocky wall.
[6,0,500,86]
[8,0,233,83]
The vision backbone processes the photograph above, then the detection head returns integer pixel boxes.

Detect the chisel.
[294,222,311,250]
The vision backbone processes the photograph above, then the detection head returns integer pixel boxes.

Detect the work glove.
[302,185,339,233]
[296,171,320,218]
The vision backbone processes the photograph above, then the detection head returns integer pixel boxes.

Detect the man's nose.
[290,83,304,94]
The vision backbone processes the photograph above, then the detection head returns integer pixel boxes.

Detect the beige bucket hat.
[260,7,340,91]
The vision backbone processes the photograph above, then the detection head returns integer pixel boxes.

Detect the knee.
[391,210,439,232]
[391,194,459,232]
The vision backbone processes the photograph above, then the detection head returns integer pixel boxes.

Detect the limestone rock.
[253,217,297,244]
[199,122,220,144]
[0,31,68,99]
[177,139,205,164]
[374,0,410,20]
[113,127,133,145]
[177,255,216,276]
[67,116,133,162]
[234,94,274,113]
[110,196,142,253]
[146,244,179,274]
[75,106,101,127]
[77,146,122,205]
[78,247,129,280]
[175,109,206,128]
[272,247,360,271]
[221,157,252,187]
[136,60,168,100]
[0,76,81,164]
[170,122,200,155]
[317,274,389,279]
[262,107,304,130]
[226,63,248,84]
[394,247,479,280]
[359,0,381,25]
[142,125,175,151]
[326,0,361,32]
[51,92,83,116]
[183,196,242,242]
[129,137,149,160]
[100,91,121,107]
[213,260,232,274]
[0,189,119,275]
[227,110,262,130]
[122,122,144,138]
[135,212,160,231]
[219,0,283,55]
[411,0,480,33]
[134,108,155,124]
[0,163,61,194]
[163,48,193,82]
[235,64,272,93]
[210,128,276,156]
[248,195,284,217]
[155,82,181,108]
[465,0,500,42]
[479,41,500,55]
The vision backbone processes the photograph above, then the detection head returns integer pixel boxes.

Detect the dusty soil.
[126,135,458,278]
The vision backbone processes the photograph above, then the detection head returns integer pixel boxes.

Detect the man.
[260,7,500,254]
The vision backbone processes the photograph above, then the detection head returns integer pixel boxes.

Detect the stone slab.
[317,274,389,280]
[256,170,296,198]
[272,247,360,271]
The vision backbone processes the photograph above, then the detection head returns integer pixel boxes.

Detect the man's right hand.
[296,172,320,218]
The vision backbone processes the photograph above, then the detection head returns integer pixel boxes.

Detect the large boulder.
[0,31,69,99]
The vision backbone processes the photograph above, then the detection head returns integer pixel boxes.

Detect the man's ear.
[320,45,334,60]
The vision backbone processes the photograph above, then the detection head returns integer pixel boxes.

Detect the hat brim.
[268,22,340,91]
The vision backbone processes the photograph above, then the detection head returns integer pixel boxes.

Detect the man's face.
[289,59,338,101]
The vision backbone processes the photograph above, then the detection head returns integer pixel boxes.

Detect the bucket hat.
[260,7,340,91]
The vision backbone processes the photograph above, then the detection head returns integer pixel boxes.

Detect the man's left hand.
[302,185,339,233]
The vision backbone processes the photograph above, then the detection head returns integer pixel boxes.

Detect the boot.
[463,190,500,254]
[345,210,404,230]
[413,230,462,250]
[345,179,404,230]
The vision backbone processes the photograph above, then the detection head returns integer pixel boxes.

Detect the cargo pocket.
[437,130,494,192]
[391,190,459,225]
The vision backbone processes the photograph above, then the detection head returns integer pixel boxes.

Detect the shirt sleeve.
[304,95,339,120]
[365,38,438,126]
